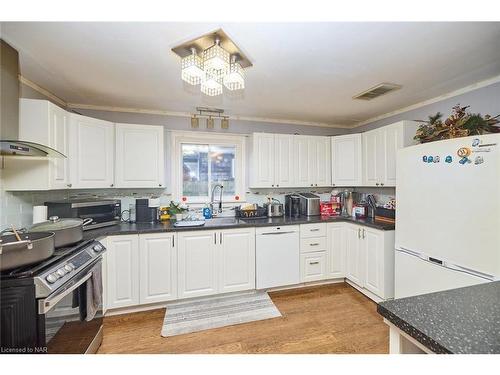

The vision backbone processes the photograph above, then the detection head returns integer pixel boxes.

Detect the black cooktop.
[0,239,94,279]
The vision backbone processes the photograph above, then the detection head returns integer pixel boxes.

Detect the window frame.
[171,131,246,205]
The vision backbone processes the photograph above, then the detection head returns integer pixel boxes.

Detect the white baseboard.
[345,279,383,303]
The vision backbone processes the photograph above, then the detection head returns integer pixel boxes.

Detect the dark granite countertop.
[378,281,500,354]
[83,214,394,241]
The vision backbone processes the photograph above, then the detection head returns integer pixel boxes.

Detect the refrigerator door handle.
[443,262,495,281]
[397,247,427,260]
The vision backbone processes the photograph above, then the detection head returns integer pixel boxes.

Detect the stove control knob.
[92,244,103,253]
[64,264,73,272]
[56,268,67,277]
[68,262,75,269]
[46,273,58,283]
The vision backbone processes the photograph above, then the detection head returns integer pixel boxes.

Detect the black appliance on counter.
[0,239,106,353]
[285,194,301,218]
[135,199,159,223]
[45,199,121,230]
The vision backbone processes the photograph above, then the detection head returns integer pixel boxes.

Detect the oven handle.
[38,272,92,315]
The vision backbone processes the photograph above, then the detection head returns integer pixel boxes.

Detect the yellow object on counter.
[159,206,171,221]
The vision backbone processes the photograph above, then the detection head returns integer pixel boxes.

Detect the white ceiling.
[2,22,500,127]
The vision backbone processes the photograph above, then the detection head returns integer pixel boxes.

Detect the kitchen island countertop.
[377,281,500,354]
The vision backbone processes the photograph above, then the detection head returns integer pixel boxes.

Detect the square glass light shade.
[202,43,230,72]
[201,70,223,96]
[181,53,204,85]
[223,61,245,91]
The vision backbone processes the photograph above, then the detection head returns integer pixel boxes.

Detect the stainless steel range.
[0,239,106,354]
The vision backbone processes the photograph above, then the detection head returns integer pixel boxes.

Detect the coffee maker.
[285,194,301,218]
[135,199,159,223]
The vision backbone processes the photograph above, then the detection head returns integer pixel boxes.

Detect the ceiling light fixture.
[172,29,251,97]
[181,48,204,85]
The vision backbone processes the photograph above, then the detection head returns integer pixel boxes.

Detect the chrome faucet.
[210,184,224,216]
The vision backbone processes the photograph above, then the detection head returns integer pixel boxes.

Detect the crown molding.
[352,74,500,128]
[66,102,351,129]
[19,75,67,108]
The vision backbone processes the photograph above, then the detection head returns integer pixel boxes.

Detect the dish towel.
[86,262,103,321]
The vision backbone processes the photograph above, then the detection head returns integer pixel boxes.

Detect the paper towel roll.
[32,205,48,224]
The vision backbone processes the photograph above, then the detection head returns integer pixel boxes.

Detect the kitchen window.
[171,131,245,203]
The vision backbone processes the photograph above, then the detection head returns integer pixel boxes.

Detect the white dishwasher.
[256,225,300,289]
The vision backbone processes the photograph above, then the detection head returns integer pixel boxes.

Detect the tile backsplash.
[0,186,396,229]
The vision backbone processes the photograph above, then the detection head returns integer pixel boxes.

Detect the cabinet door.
[139,233,177,304]
[106,235,140,309]
[345,225,364,286]
[331,134,362,187]
[309,137,331,187]
[326,223,345,278]
[381,124,403,187]
[177,230,218,299]
[115,124,165,188]
[70,114,115,188]
[219,228,256,293]
[251,133,275,188]
[362,130,381,186]
[274,134,294,188]
[48,104,70,189]
[294,136,311,187]
[363,227,385,298]
[300,252,327,282]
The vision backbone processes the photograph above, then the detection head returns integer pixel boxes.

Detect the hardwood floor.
[98,283,389,354]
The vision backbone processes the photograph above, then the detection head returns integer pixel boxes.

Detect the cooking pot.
[0,231,55,271]
[30,216,92,248]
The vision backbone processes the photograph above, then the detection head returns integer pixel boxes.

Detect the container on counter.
[353,202,367,218]
[159,206,171,221]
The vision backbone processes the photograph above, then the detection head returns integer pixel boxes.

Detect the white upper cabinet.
[115,123,164,188]
[3,99,70,190]
[294,136,311,187]
[274,134,295,188]
[69,113,115,189]
[251,133,275,188]
[308,136,331,187]
[331,134,362,187]
[362,121,418,187]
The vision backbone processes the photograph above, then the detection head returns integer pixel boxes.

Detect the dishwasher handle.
[259,231,297,236]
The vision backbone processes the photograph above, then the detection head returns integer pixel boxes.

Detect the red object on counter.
[320,201,340,216]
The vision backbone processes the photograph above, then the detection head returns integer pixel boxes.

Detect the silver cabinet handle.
[172,235,175,247]
[362,229,366,239]
[381,183,384,186]
[261,231,296,235]
[310,228,320,232]
[159,184,162,187]
[310,243,320,246]
[219,232,222,245]
[309,261,319,265]
[376,182,380,186]
[110,184,114,187]
[66,183,72,188]
[358,228,361,239]
[214,232,217,245]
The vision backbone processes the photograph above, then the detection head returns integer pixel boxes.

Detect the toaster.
[298,193,320,216]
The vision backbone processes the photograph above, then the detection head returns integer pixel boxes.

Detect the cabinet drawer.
[300,252,327,283]
[300,237,327,253]
[300,223,327,238]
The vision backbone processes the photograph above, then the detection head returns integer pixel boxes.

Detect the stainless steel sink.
[205,217,239,226]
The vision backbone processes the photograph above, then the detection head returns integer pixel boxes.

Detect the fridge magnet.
[472,138,481,147]
[422,155,428,162]
[427,156,434,163]
[457,147,471,158]
[474,156,484,165]
[459,157,471,165]
[445,155,453,163]
[433,156,440,163]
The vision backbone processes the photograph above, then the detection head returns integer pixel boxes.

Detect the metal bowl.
[0,232,55,271]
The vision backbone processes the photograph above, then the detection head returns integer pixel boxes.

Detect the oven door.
[38,259,103,354]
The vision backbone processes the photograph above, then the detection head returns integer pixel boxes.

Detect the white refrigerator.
[395,133,500,298]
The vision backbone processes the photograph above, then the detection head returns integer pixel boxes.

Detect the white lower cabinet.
[177,230,219,299]
[177,228,256,299]
[219,228,256,293]
[344,224,395,300]
[139,233,177,304]
[105,235,140,309]
[326,223,345,278]
[300,252,327,282]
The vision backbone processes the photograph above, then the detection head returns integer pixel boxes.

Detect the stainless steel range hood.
[0,39,66,158]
